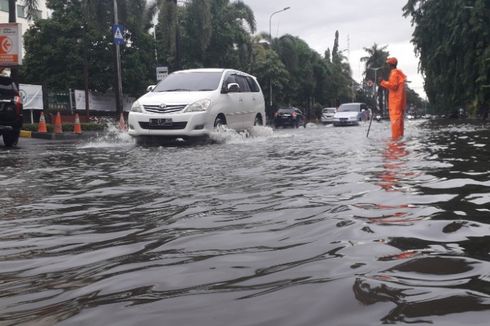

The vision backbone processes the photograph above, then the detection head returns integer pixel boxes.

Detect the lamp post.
[113,0,123,116]
[368,66,383,115]
[268,6,290,108]
[368,66,383,96]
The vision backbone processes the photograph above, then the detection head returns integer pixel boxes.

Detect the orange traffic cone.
[54,112,63,134]
[73,113,82,134]
[38,112,47,133]
[118,113,127,132]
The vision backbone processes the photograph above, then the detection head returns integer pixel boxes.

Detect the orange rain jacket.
[380,68,407,139]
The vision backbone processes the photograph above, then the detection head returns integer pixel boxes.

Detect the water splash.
[79,119,134,148]
[209,125,274,144]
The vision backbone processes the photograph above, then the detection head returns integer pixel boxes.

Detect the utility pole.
[113,0,123,115]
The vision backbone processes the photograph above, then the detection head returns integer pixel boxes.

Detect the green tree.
[360,43,389,82]
[22,0,155,97]
[403,0,490,114]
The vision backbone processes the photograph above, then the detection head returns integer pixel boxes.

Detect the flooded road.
[1,120,489,325]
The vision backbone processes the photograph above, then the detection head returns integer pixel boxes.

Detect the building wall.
[0,0,50,58]
[0,0,50,35]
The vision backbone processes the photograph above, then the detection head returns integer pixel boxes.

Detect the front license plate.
[149,118,173,126]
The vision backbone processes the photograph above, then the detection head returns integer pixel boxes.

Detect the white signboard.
[156,66,168,81]
[0,23,22,66]
[20,84,43,110]
[75,90,134,112]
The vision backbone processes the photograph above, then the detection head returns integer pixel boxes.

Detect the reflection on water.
[0,120,489,325]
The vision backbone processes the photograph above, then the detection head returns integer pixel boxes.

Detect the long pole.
[268,7,290,109]
[113,0,123,115]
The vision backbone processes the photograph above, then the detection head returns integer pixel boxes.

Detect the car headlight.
[184,99,211,113]
[131,100,143,113]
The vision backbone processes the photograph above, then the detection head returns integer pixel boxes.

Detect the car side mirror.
[146,85,156,92]
[225,83,240,93]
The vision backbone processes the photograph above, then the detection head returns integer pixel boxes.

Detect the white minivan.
[128,68,266,143]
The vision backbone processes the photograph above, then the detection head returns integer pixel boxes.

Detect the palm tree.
[360,43,389,82]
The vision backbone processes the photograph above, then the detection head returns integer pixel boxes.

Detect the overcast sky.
[243,0,426,98]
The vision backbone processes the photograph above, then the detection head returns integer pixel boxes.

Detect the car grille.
[143,104,186,113]
[139,122,187,130]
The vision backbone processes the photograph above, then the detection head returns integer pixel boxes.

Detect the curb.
[20,130,32,138]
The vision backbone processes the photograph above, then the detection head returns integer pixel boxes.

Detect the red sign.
[0,23,22,66]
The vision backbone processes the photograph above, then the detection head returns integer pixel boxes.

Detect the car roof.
[172,68,256,79]
[278,106,301,110]
[339,102,366,106]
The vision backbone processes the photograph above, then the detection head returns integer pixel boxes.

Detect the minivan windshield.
[153,71,223,92]
[338,104,360,112]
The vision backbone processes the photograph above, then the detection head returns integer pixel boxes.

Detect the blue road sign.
[112,24,125,45]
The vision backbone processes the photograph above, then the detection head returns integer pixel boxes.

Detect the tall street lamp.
[268,6,290,108]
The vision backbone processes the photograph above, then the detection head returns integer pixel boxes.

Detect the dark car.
[273,107,304,128]
[0,76,23,147]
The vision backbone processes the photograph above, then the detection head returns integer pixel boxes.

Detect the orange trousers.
[389,111,404,139]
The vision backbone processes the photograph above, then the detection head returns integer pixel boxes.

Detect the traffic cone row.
[37,112,82,134]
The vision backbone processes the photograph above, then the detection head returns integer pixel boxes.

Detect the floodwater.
[0,120,489,326]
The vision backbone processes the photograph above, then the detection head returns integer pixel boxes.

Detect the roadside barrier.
[54,112,63,134]
[118,113,127,132]
[38,112,47,133]
[73,113,82,134]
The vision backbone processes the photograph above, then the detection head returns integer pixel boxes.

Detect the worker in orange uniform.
[379,57,407,139]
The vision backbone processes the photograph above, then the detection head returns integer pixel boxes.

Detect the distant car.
[128,68,266,143]
[320,107,336,124]
[333,102,369,126]
[273,107,304,128]
[0,76,23,147]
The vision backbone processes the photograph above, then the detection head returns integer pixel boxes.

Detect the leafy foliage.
[21,0,406,118]
[403,0,490,113]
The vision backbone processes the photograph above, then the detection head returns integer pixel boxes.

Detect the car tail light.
[14,95,22,114]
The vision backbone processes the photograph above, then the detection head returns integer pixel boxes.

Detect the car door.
[234,74,253,129]
[246,76,265,125]
[219,72,242,129]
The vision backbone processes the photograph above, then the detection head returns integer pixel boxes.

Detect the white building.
[0,0,50,34]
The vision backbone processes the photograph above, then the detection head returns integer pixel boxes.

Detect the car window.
[338,104,360,112]
[0,77,18,96]
[245,76,260,93]
[153,71,222,92]
[235,75,251,92]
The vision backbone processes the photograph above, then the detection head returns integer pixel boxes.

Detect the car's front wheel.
[214,115,227,130]
[254,114,263,126]
[2,129,20,147]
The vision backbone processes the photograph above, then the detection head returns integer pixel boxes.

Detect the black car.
[0,76,23,147]
[273,107,304,128]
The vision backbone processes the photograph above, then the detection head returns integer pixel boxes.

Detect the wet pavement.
[0,120,489,325]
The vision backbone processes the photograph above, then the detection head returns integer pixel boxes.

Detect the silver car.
[320,107,336,124]
[333,103,370,126]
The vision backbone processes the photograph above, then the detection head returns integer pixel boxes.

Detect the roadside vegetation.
[18,0,487,118]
